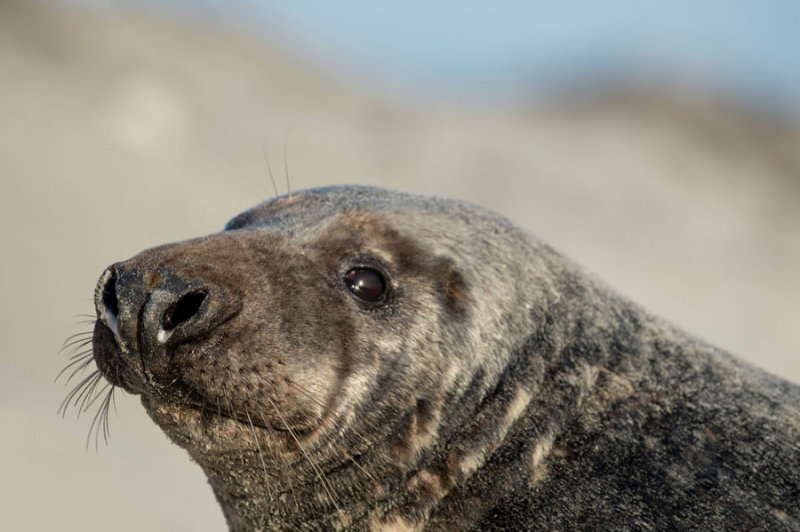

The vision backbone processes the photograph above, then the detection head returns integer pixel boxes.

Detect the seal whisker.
[59,337,93,355]
[252,374,379,486]
[288,379,383,436]
[58,369,102,417]
[61,331,94,350]
[215,396,224,419]
[226,398,248,469]
[244,409,273,499]
[67,346,95,362]
[286,379,381,433]
[55,348,95,383]
[77,371,111,414]
[245,402,280,458]
[109,383,119,417]
[286,380,379,484]
[254,407,301,513]
[282,128,291,196]
[70,314,97,327]
[60,355,96,387]
[264,395,342,514]
[103,387,117,438]
[262,145,279,198]
[85,383,115,451]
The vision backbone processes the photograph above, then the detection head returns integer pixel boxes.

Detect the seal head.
[87,186,800,530]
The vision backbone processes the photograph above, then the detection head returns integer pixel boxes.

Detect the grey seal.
[71,186,800,530]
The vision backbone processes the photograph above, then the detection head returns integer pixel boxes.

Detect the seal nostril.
[102,270,119,317]
[162,292,206,331]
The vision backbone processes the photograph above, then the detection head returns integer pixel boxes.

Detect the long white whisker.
[286,380,378,484]
[245,409,273,499]
[265,396,341,514]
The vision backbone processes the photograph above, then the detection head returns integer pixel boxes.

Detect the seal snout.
[93,260,236,393]
[96,264,209,348]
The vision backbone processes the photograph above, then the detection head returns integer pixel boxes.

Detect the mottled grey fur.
[87,186,800,530]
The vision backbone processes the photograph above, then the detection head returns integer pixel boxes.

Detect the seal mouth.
[170,395,302,434]
[92,319,319,440]
[142,395,315,458]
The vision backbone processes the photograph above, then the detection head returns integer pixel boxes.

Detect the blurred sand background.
[1,1,798,530]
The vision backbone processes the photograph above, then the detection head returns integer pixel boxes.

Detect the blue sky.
[90,1,800,113]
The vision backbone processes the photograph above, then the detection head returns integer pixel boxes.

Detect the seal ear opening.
[436,258,470,316]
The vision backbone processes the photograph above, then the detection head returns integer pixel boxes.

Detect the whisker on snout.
[58,322,117,450]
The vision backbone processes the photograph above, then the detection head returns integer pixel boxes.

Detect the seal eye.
[344,268,386,302]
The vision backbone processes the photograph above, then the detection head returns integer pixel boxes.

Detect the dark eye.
[344,268,386,302]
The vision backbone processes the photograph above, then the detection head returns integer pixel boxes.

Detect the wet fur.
[66,186,800,530]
